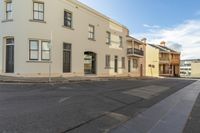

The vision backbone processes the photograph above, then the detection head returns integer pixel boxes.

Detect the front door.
[6,38,14,73]
[63,43,71,73]
[128,59,131,73]
[140,64,143,77]
[84,52,96,74]
[114,56,118,73]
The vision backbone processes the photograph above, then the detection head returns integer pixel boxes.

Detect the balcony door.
[6,38,14,73]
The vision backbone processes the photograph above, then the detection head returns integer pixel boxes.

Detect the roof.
[148,44,180,54]
[66,0,128,30]
[127,36,145,45]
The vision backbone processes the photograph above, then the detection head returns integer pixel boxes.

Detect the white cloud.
[143,24,160,29]
[136,20,200,60]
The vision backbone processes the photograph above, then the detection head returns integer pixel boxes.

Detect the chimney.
[160,41,166,46]
[141,38,147,43]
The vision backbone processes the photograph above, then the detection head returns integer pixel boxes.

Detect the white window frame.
[29,40,50,61]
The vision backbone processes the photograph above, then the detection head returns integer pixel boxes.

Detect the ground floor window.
[29,40,39,60]
[29,40,50,61]
[133,59,138,69]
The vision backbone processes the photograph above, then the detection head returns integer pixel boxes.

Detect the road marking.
[59,97,71,103]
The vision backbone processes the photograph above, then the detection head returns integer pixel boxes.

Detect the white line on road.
[58,97,71,103]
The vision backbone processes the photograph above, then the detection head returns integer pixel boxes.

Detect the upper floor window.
[106,31,111,44]
[6,2,12,20]
[119,36,123,47]
[88,25,95,40]
[64,10,72,28]
[33,2,44,21]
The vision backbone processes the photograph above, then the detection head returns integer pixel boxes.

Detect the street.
[0,78,197,133]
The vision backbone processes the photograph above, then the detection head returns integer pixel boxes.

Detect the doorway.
[63,43,71,73]
[128,59,131,73]
[140,64,143,77]
[5,38,14,73]
[84,51,96,74]
[114,56,118,73]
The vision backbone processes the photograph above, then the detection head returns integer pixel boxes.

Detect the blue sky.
[79,0,200,59]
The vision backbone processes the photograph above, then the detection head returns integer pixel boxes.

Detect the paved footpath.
[110,81,200,133]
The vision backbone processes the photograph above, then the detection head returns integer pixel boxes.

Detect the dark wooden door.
[63,43,71,73]
[114,56,118,73]
[140,64,143,77]
[128,59,131,72]
[6,45,14,73]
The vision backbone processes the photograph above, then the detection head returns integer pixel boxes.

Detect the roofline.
[66,0,128,30]
[148,44,181,54]
[127,36,145,45]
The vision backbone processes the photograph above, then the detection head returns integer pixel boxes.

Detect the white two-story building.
[0,0,146,77]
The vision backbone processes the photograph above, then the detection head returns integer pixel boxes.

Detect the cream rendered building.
[145,44,159,77]
[0,0,146,77]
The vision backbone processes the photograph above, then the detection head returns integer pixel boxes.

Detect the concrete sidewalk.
[0,75,157,83]
[110,81,200,133]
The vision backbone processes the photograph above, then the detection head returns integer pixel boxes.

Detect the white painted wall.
[0,0,130,77]
[0,0,3,73]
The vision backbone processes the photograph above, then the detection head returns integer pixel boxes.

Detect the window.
[133,59,138,69]
[119,36,123,47]
[29,40,39,60]
[105,55,110,68]
[41,41,50,60]
[88,25,95,40]
[33,2,44,21]
[6,38,14,45]
[29,40,50,61]
[64,10,72,28]
[106,31,111,44]
[6,2,12,20]
[122,57,125,68]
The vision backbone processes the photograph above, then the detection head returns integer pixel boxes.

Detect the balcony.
[127,48,144,57]
[159,57,170,64]
[171,58,180,64]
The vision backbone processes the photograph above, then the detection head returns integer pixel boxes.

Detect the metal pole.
[48,32,53,83]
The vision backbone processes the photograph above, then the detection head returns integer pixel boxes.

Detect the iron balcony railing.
[127,48,144,56]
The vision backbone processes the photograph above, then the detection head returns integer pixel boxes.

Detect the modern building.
[180,59,200,77]
[0,0,146,77]
[145,44,159,77]
[148,42,181,77]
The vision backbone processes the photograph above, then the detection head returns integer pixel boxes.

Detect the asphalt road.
[0,78,195,133]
